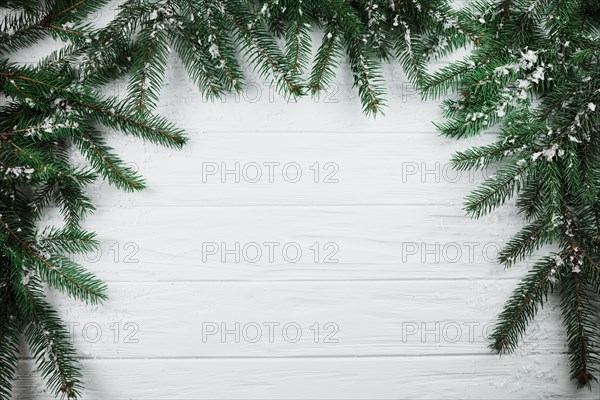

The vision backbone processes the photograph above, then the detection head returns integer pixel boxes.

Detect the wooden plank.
[49,205,537,282]
[14,356,599,399]
[46,281,567,358]
[85,131,499,207]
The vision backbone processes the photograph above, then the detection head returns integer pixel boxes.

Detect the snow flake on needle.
[520,50,538,70]
[532,143,562,162]
[2,165,35,179]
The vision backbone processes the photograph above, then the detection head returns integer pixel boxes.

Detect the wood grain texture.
[13,356,597,399]
[85,131,499,207]
[61,204,531,282]
[47,281,568,358]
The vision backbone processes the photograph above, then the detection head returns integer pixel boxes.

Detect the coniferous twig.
[424,0,600,387]
[1,2,186,398]
[83,0,465,114]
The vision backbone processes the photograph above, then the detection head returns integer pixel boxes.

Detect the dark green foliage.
[424,0,600,388]
[83,0,466,115]
[1,1,187,398]
[490,256,557,353]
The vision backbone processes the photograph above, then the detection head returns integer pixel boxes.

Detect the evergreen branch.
[52,0,89,20]
[0,267,19,400]
[14,277,83,398]
[35,226,98,255]
[224,1,303,96]
[169,15,229,96]
[464,162,529,218]
[197,0,244,92]
[47,24,83,36]
[6,140,90,180]
[451,141,526,171]
[421,57,489,100]
[490,256,558,353]
[284,0,312,77]
[561,270,600,387]
[498,216,557,267]
[331,0,386,115]
[126,7,171,113]
[394,18,427,88]
[80,100,187,148]
[308,23,342,94]
[1,218,106,304]
[74,129,145,191]
[4,0,599,396]
[0,0,97,53]
[424,0,600,386]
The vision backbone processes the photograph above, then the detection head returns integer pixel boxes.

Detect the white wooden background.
[10,8,600,399]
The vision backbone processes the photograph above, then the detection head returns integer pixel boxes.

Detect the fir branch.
[80,100,187,148]
[284,0,312,77]
[1,218,106,304]
[169,14,229,97]
[35,226,98,255]
[196,0,244,92]
[0,267,19,400]
[332,0,386,115]
[308,22,342,95]
[425,0,600,387]
[498,216,557,267]
[126,6,171,113]
[5,139,92,180]
[561,270,600,387]
[464,162,529,218]
[15,277,83,398]
[74,129,145,191]
[490,256,558,353]
[224,2,303,97]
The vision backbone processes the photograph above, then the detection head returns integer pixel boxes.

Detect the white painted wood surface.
[10,19,600,400]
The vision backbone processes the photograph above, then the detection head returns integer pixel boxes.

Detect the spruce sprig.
[424,0,600,388]
[1,2,186,398]
[83,0,465,115]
